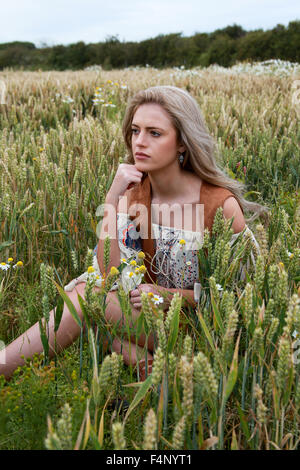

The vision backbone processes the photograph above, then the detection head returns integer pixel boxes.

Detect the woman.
[0,86,265,380]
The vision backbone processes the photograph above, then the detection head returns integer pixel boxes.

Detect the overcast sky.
[0,0,299,46]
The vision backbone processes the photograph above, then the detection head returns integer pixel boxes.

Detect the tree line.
[0,21,299,70]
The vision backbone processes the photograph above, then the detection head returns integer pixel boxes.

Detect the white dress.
[64,212,259,293]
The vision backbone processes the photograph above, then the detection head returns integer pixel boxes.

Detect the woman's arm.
[97,164,144,274]
[97,191,121,274]
[223,197,246,233]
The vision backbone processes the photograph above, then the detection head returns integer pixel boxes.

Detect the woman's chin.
[134,161,151,171]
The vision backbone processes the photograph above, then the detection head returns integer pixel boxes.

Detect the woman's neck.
[147,168,201,204]
[148,167,190,202]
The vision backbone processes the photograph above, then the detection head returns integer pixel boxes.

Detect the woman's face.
[131,103,185,173]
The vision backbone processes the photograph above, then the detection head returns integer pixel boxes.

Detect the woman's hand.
[107,163,143,202]
[129,284,166,310]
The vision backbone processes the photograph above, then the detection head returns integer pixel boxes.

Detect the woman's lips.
[135,152,150,159]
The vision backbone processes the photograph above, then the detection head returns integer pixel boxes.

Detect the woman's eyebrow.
[131,123,165,131]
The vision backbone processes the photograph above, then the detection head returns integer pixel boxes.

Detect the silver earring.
[178,153,184,164]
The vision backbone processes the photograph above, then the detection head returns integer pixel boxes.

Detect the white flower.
[0,263,10,271]
[186,261,192,266]
[62,96,74,104]
[216,283,223,291]
[121,268,143,294]
[152,295,164,306]
[88,270,104,287]
[287,251,293,258]
[292,330,299,339]
[121,84,127,89]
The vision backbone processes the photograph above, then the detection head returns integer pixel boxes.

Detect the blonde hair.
[122,85,269,223]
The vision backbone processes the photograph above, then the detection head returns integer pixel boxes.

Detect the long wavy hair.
[122,85,269,223]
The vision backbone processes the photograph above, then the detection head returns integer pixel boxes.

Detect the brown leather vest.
[118,174,244,284]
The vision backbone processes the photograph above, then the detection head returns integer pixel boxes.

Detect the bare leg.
[0,283,153,380]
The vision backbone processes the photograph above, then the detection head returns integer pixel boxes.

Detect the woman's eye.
[151,131,161,137]
[131,128,139,134]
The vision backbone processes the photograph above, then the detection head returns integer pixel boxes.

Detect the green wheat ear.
[143,409,157,450]
[103,235,111,272]
[112,422,126,450]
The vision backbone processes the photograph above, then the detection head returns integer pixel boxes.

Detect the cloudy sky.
[0,0,299,46]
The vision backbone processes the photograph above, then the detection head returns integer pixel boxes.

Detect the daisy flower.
[152,295,164,306]
[0,262,10,271]
[13,261,23,269]
[216,283,223,291]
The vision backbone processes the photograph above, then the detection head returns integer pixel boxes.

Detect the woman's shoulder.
[200,180,245,233]
[223,196,245,233]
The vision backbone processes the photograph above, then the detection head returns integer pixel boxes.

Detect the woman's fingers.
[132,302,142,310]
[130,289,142,309]
[130,289,140,298]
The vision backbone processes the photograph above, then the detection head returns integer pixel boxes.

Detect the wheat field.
[0,64,299,450]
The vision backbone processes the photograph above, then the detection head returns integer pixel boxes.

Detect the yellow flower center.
[87,266,95,273]
[110,266,119,276]
[16,261,23,267]
[138,251,145,259]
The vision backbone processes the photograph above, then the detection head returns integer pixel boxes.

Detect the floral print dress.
[64,212,259,293]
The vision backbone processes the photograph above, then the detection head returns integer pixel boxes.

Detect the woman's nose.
[135,130,147,146]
